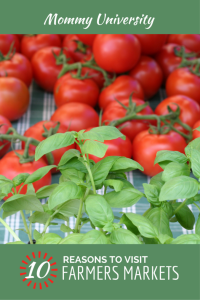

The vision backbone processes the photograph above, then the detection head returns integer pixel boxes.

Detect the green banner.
[0,0,199,33]
[0,245,199,300]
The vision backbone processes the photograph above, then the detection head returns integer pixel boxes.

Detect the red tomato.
[167,34,200,53]
[134,34,168,55]
[81,66,106,89]
[51,102,99,132]
[31,47,74,92]
[102,98,155,141]
[54,73,99,108]
[21,34,61,60]
[0,115,12,157]
[76,128,132,163]
[155,44,191,81]
[76,34,97,46]
[0,150,52,199]
[15,34,24,41]
[0,53,32,86]
[132,130,187,176]
[93,34,141,73]
[99,75,144,110]
[155,95,200,133]
[0,78,29,121]
[62,34,92,62]
[166,68,200,104]
[0,34,20,55]
[129,56,163,99]
[58,34,67,41]
[21,121,75,173]
[192,120,200,140]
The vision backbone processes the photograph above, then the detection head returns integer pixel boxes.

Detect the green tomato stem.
[20,210,33,244]
[0,217,21,241]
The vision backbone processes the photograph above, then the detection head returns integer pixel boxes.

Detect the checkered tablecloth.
[0,82,198,244]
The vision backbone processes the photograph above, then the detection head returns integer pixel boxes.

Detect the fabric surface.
[0,82,197,244]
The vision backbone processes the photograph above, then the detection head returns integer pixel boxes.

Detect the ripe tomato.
[155,43,191,81]
[58,34,67,41]
[93,34,141,73]
[134,34,168,55]
[76,34,97,46]
[166,68,200,104]
[167,34,200,53]
[31,47,74,92]
[129,56,163,99]
[102,98,155,141]
[0,34,20,55]
[99,75,144,110]
[21,34,61,60]
[62,34,92,62]
[155,95,200,133]
[0,150,52,199]
[0,78,29,121]
[54,73,99,108]
[21,121,75,173]
[0,53,32,86]
[132,130,187,176]
[15,34,24,41]
[0,115,12,157]
[51,102,99,132]
[192,120,200,140]
[76,128,132,163]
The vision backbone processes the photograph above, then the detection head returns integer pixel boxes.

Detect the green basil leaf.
[85,194,114,228]
[7,241,26,245]
[2,211,17,219]
[58,199,84,217]
[190,148,200,179]
[2,194,44,212]
[82,140,108,158]
[35,132,75,161]
[110,157,143,173]
[59,157,88,173]
[0,181,13,198]
[89,156,118,188]
[103,179,124,192]
[26,184,36,195]
[161,202,173,219]
[78,126,125,142]
[120,214,140,235]
[33,229,42,241]
[161,162,190,182]
[187,194,200,205]
[59,234,85,244]
[60,224,73,233]
[48,182,83,210]
[124,213,158,238]
[36,184,58,199]
[170,234,200,244]
[37,233,62,244]
[24,165,56,184]
[150,173,165,191]
[29,211,51,224]
[12,173,30,187]
[185,138,200,158]
[79,230,108,244]
[159,176,199,201]
[60,168,85,184]
[193,126,200,132]
[157,234,174,244]
[154,150,188,168]
[195,214,200,235]
[110,228,142,244]
[58,149,81,167]
[172,202,195,230]
[143,183,160,206]
[146,207,172,237]
[105,187,144,208]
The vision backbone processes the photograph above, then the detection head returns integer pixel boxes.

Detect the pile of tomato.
[0,33,200,193]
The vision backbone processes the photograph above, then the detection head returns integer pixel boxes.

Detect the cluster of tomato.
[0,33,200,194]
